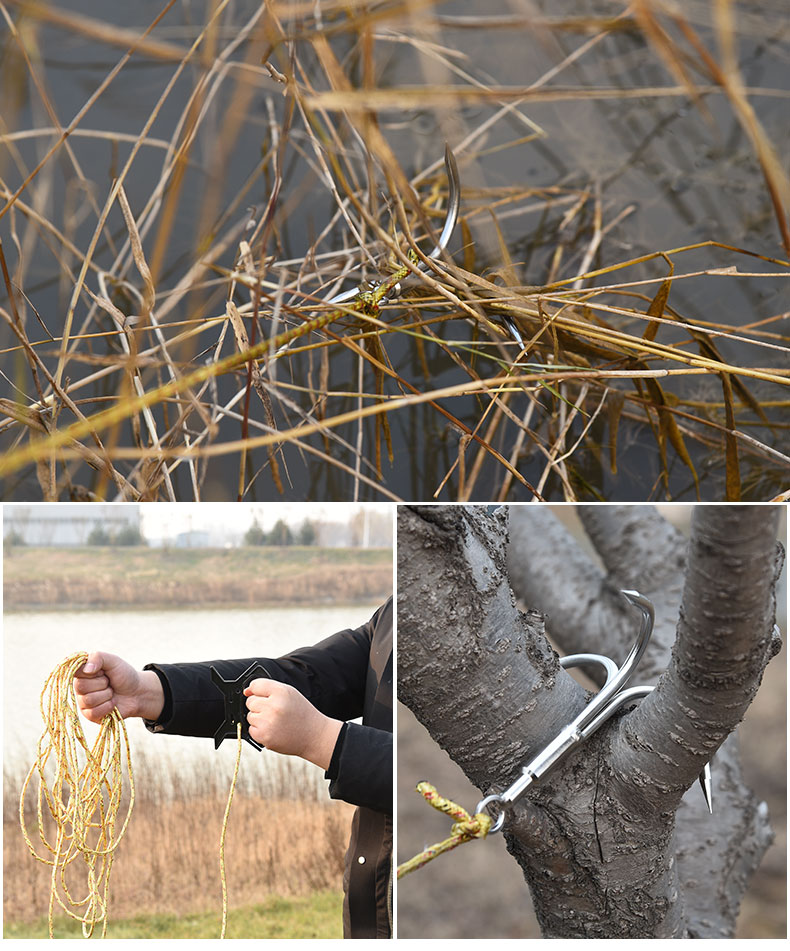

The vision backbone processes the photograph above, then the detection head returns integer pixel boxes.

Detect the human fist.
[244,679,343,770]
[74,652,164,723]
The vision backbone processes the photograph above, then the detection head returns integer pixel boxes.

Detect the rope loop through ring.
[474,793,508,835]
[396,782,492,879]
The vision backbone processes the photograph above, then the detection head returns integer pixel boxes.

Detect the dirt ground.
[396,641,786,939]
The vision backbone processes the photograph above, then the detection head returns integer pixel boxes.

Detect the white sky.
[139,502,393,538]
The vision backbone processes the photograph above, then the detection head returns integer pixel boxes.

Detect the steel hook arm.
[423,145,460,266]
[326,147,460,307]
[573,590,653,734]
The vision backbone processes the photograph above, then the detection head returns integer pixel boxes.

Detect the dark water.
[1,0,788,500]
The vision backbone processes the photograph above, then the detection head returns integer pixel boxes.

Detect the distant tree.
[348,509,392,548]
[244,519,266,546]
[114,524,146,546]
[349,510,366,547]
[297,519,317,546]
[268,519,293,546]
[3,531,25,552]
[87,525,111,546]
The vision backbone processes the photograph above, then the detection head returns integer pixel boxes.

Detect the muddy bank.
[3,547,392,609]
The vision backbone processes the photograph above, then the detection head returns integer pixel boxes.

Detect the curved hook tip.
[426,144,460,262]
[621,589,652,612]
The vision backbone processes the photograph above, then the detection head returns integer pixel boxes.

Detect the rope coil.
[20,654,247,938]
[396,782,492,880]
[19,652,135,938]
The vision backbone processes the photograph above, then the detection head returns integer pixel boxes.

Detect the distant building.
[3,504,141,546]
[174,530,212,548]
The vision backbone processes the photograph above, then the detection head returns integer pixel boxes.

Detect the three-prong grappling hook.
[326,146,460,310]
[475,590,713,833]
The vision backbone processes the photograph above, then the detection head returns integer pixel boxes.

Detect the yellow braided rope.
[396,782,492,880]
[219,722,243,939]
[19,652,135,938]
[21,655,249,938]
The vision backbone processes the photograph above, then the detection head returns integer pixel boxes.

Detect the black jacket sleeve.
[326,722,392,813]
[143,602,392,816]
[143,612,376,738]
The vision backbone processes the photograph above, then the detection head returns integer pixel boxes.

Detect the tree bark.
[397,504,783,938]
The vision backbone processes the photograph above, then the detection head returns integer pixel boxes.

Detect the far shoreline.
[3,545,392,611]
[4,598,385,614]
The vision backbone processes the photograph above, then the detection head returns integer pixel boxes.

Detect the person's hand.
[244,679,343,770]
[74,652,165,723]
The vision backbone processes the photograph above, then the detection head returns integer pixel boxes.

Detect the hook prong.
[699,761,713,813]
[423,145,460,264]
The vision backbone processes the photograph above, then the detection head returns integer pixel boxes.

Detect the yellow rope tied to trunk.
[396,782,492,880]
[19,652,135,938]
[219,722,243,939]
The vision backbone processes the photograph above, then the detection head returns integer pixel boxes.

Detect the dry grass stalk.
[6,751,352,925]
[0,1,787,501]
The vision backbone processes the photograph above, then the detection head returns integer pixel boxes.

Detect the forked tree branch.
[398,504,783,938]
[397,505,586,795]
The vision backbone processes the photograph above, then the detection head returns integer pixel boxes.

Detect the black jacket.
[143,599,393,939]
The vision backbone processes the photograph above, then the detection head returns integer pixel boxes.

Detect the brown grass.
[6,749,353,924]
[3,546,392,608]
[0,2,788,500]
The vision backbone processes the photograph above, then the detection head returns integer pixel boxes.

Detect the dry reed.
[6,749,352,925]
[3,547,392,609]
[0,1,788,501]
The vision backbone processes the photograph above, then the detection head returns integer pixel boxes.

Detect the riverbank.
[3,891,344,939]
[3,546,392,609]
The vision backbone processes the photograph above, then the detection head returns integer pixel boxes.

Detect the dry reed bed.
[4,562,392,609]
[0,2,788,500]
[7,753,353,924]
[3,546,393,608]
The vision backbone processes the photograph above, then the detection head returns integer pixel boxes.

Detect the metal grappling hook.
[325,150,531,350]
[326,146,460,309]
[475,590,714,834]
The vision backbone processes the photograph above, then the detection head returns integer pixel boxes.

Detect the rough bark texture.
[397,505,584,799]
[398,505,783,939]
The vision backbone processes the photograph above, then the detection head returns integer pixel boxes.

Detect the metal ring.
[475,794,507,835]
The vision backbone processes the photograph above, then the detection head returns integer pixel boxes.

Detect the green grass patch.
[3,890,344,939]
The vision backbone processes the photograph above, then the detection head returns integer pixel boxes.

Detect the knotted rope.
[19,652,135,938]
[397,782,492,879]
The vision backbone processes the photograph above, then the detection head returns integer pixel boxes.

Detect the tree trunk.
[397,505,783,938]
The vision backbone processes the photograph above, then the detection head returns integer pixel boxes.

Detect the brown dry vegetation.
[3,546,392,608]
[6,751,353,926]
[0,2,788,501]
